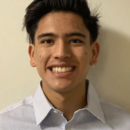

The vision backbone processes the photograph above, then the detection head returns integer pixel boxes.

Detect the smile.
[48,66,76,77]
[52,67,74,73]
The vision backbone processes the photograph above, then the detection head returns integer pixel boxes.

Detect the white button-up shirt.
[0,80,130,130]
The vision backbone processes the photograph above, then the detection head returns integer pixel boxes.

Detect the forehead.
[35,11,89,37]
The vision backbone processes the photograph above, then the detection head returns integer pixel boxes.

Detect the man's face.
[29,12,99,93]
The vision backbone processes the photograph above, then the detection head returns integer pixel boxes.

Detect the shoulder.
[100,98,130,129]
[0,95,33,115]
[0,95,34,129]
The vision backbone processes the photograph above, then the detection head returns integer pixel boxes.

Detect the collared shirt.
[0,80,130,130]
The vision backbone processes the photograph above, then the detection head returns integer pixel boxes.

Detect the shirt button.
[54,110,58,114]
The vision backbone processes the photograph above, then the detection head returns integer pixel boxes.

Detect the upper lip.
[47,63,76,68]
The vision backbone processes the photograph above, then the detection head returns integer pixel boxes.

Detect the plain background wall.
[0,0,130,112]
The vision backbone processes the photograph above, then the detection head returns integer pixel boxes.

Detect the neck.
[42,80,88,121]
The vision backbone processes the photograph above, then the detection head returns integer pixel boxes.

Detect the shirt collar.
[85,81,106,123]
[33,80,106,125]
[33,81,54,125]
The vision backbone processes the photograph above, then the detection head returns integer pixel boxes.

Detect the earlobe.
[90,42,100,66]
[28,44,36,67]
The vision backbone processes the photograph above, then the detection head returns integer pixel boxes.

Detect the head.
[23,0,100,93]
[24,0,99,44]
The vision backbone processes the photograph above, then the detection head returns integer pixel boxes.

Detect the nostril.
[53,52,72,59]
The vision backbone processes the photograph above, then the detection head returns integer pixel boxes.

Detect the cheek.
[81,49,90,60]
[85,51,87,55]
[73,47,88,62]
[34,51,42,62]
[80,49,92,67]
[35,48,49,65]
[39,54,42,58]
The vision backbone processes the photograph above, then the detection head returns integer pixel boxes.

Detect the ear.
[28,44,36,67]
[90,42,100,66]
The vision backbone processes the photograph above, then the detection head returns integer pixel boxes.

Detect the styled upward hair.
[23,0,99,44]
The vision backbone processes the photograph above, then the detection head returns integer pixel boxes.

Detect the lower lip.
[49,68,76,78]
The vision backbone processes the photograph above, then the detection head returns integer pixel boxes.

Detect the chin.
[50,82,74,93]
[42,77,78,93]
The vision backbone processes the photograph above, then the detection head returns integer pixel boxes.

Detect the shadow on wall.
[87,27,130,111]
[88,27,130,83]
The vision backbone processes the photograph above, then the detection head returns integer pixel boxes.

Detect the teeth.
[52,67,73,72]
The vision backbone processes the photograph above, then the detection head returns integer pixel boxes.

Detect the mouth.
[49,66,76,73]
[47,64,77,77]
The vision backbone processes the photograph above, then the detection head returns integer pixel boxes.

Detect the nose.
[53,41,72,60]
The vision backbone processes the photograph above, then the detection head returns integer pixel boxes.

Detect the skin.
[28,11,100,121]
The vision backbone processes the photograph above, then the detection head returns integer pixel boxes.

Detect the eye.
[41,39,54,44]
[70,39,83,44]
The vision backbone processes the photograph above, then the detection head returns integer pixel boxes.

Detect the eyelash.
[40,39,83,44]
[70,39,83,43]
[41,40,54,44]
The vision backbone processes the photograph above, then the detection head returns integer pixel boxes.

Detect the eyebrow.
[66,32,86,38]
[37,32,86,40]
[37,33,57,39]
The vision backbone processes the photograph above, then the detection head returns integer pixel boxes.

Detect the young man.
[0,0,130,129]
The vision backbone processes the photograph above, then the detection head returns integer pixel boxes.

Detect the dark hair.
[23,0,100,44]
